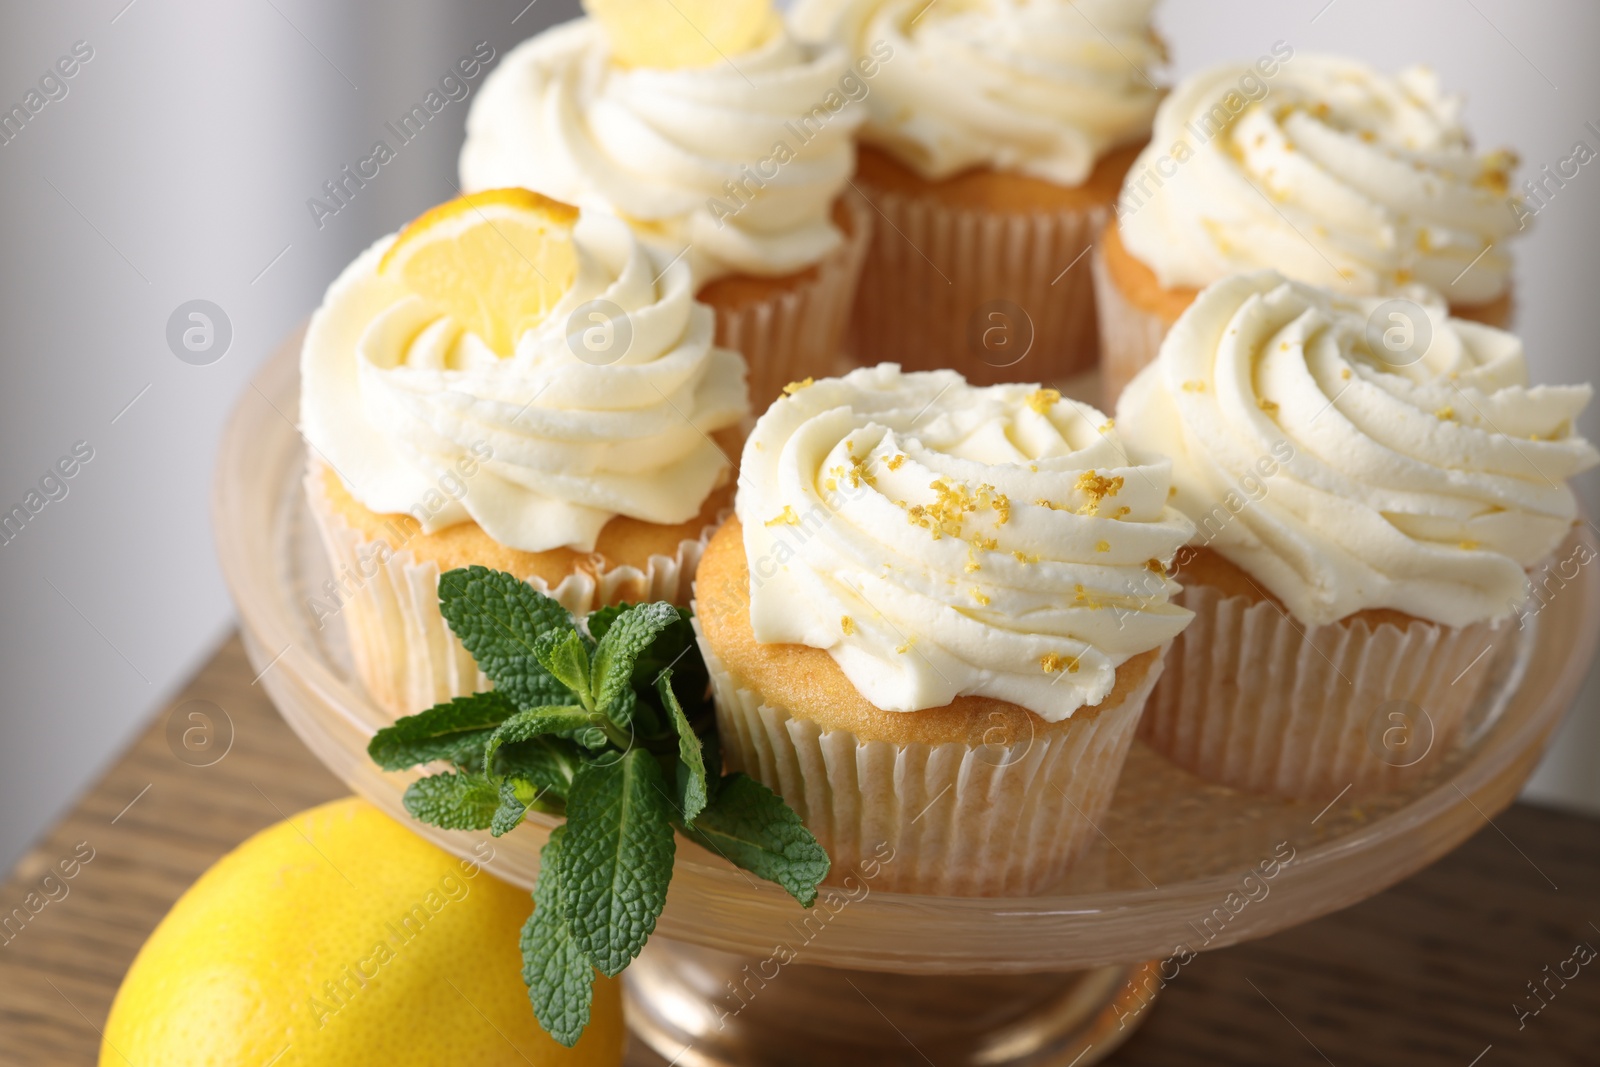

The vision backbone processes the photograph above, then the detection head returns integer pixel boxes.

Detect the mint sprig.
[401,770,501,830]
[367,565,830,1047]
[369,690,515,772]
[559,750,675,976]
[520,827,591,1047]
[681,774,830,907]
[437,567,576,708]
[659,670,708,825]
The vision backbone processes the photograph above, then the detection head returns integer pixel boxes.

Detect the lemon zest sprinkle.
[1074,470,1125,516]
[1026,388,1061,414]
[1040,652,1081,674]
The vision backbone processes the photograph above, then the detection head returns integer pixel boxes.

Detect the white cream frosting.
[793,0,1163,184]
[1117,271,1597,627]
[301,212,749,554]
[459,17,861,283]
[1119,56,1521,305]
[738,365,1194,720]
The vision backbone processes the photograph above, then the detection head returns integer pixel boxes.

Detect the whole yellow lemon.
[101,797,623,1066]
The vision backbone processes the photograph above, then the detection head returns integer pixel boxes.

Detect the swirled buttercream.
[301,211,748,554]
[1119,56,1521,305]
[1116,271,1597,627]
[736,365,1193,719]
[459,17,861,283]
[792,0,1163,184]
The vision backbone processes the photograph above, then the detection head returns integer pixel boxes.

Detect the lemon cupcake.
[460,0,871,403]
[695,366,1194,895]
[301,190,748,717]
[792,0,1164,384]
[1117,271,1596,800]
[1097,55,1522,401]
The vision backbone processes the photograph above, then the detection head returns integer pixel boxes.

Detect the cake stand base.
[624,940,1155,1066]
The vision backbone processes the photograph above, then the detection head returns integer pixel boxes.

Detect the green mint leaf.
[533,629,593,709]
[584,603,628,643]
[683,774,829,907]
[522,827,595,1048]
[558,749,676,976]
[491,777,568,836]
[566,724,614,752]
[658,669,707,826]
[493,736,582,801]
[438,567,575,708]
[591,605,706,717]
[401,771,500,831]
[485,705,597,774]
[590,602,682,722]
[631,606,703,698]
[367,691,518,771]
[602,687,649,738]
[492,779,532,837]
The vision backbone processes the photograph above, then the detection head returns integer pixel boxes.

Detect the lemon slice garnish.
[379,188,579,357]
[584,0,779,70]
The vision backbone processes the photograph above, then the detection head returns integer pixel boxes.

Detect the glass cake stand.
[215,339,1600,1066]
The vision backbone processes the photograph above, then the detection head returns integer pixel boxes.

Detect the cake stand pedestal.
[624,943,1150,1067]
[216,341,1600,1066]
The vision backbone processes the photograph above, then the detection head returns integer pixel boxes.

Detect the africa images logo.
[307,43,497,230]
[0,40,95,148]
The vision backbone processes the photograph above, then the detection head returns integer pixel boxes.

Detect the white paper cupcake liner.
[1139,582,1503,801]
[706,191,873,405]
[843,178,1109,385]
[696,618,1167,897]
[1091,243,1172,406]
[306,467,720,719]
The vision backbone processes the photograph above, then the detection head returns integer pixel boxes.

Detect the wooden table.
[2,637,1596,1066]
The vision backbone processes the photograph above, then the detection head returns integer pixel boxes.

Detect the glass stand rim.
[217,333,1600,975]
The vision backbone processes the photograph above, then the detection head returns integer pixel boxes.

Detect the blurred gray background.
[0,0,1595,872]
